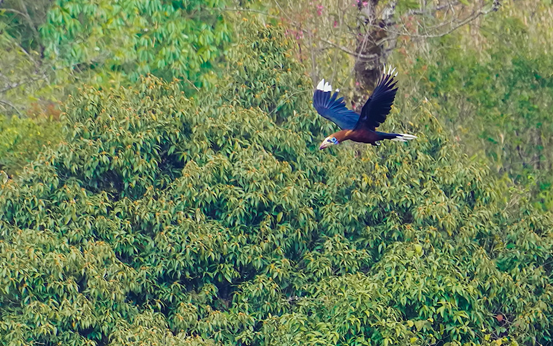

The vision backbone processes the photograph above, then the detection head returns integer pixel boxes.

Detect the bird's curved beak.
[319,141,330,150]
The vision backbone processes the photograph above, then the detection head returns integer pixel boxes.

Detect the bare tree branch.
[0,81,29,94]
[0,99,23,116]
[318,36,377,60]
[407,2,458,16]
[363,1,501,45]
[226,4,378,60]
[0,8,26,16]
[223,7,279,19]
[0,73,47,94]
[18,0,40,37]
[227,0,501,94]
[393,3,499,39]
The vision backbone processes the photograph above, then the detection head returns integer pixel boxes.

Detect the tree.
[396,0,553,210]
[0,0,61,115]
[0,14,62,175]
[1,0,235,176]
[258,0,501,108]
[0,21,53,116]
[0,0,52,52]
[1,0,233,105]
[39,0,232,89]
[0,112,62,176]
[1,18,552,345]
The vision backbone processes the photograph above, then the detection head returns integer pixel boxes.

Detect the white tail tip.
[391,133,417,142]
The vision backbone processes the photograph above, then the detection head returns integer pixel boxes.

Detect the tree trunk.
[353,0,398,110]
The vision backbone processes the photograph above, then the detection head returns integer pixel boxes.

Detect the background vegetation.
[1,0,552,345]
[404,0,553,210]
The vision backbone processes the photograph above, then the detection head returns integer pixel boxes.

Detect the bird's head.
[319,136,339,150]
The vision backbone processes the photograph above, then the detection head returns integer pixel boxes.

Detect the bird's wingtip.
[316,78,333,92]
[382,64,399,77]
[316,79,325,90]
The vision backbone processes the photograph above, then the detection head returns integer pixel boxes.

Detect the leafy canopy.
[1,19,553,346]
[39,0,231,88]
[0,113,62,176]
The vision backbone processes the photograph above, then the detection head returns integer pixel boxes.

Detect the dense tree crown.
[0,0,231,119]
[39,0,231,87]
[3,0,553,211]
[1,20,553,346]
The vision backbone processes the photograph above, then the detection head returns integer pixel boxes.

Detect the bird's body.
[332,129,380,144]
[312,66,416,149]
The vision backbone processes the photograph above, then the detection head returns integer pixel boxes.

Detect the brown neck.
[333,130,352,143]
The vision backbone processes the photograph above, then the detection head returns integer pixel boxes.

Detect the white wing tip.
[382,65,398,76]
[316,79,325,90]
[316,78,333,92]
[391,133,417,142]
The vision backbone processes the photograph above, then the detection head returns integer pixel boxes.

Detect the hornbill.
[313,66,416,150]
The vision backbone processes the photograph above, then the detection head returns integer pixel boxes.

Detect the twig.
[223,7,278,19]
[18,0,40,37]
[317,36,377,60]
[0,80,30,94]
[330,6,344,83]
[396,9,490,38]
[407,2,458,16]
[180,77,200,92]
[0,8,26,16]
[364,2,500,42]
[0,99,23,116]
[0,73,48,94]
[16,43,36,63]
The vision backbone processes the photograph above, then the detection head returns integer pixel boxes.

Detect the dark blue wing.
[312,79,360,130]
[358,66,399,130]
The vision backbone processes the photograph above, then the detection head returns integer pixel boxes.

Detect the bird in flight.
[313,66,416,150]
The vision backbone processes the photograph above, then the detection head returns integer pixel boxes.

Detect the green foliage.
[39,0,231,89]
[0,0,51,51]
[0,20,64,178]
[1,19,553,346]
[0,21,56,116]
[0,113,62,175]
[222,20,309,121]
[1,0,235,179]
[218,18,331,140]
[400,1,553,210]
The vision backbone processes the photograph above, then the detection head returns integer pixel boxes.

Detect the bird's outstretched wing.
[313,79,360,130]
[356,66,399,131]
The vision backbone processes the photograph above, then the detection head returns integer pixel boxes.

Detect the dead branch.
[0,99,23,116]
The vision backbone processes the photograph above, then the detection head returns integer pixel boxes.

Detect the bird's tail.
[378,132,417,142]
